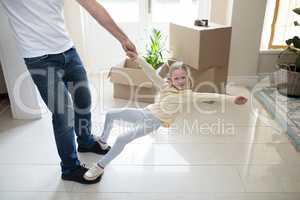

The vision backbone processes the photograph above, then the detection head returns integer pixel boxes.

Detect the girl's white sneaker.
[84,163,104,181]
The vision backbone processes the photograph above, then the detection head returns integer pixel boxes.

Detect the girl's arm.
[135,57,165,90]
[161,90,247,106]
[162,90,234,104]
[193,92,235,104]
[192,92,247,105]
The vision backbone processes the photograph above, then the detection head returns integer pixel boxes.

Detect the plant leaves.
[293,36,300,49]
[286,39,293,46]
[293,7,300,15]
[144,28,167,70]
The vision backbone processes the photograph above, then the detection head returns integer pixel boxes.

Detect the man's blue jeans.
[24,47,95,174]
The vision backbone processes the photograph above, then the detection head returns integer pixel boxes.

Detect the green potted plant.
[275,7,300,97]
[144,28,168,70]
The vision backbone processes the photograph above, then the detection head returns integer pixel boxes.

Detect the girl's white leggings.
[98,108,162,167]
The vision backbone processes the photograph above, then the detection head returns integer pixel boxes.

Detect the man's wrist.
[118,35,129,44]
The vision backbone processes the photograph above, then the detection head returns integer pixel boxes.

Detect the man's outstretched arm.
[76,0,137,57]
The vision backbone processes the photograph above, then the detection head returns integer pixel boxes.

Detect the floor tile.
[72,165,244,193]
[0,165,73,192]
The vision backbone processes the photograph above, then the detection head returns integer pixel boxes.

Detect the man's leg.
[25,53,101,184]
[62,48,109,154]
[24,56,80,174]
[62,49,94,147]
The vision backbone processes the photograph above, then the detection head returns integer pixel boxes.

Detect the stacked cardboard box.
[169,22,232,94]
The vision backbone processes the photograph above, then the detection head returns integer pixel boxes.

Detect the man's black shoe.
[78,141,111,155]
[61,165,102,184]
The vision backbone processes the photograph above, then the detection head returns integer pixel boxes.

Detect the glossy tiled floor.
[0,74,300,200]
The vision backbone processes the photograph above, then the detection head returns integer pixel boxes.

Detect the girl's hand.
[234,96,248,105]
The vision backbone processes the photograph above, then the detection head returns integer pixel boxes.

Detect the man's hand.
[121,39,137,59]
[234,96,248,105]
[125,48,138,59]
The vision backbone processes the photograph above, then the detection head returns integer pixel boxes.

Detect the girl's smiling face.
[170,69,188,90]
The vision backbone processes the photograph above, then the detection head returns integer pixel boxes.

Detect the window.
[151,0,202,23]
[267,0,300,49]
[99,0,139,23]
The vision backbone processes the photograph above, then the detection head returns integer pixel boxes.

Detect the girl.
[84,56,248,181]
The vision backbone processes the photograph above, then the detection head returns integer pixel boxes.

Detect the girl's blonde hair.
[166,61,193,89]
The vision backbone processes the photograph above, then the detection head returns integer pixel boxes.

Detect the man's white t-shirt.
[0,0,74,58]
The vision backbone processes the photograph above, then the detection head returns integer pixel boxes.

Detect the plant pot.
[274,64,300,97]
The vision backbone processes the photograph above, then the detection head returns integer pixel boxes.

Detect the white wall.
[210,0,269,86]
[227,0,267,86]
[210,0,233,26]
[0,5,42,119]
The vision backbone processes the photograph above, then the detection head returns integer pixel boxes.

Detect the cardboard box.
[112,84,156,103]
[109,59,165,103]
[190,66,227,94]
[169,22,232,71]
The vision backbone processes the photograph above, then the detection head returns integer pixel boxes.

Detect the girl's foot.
[84,163,104,181]
[94,135,111,150]
[97,139,111,150]
[62,164,101,184]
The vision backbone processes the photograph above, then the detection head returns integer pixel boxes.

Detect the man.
[0,0,137,184]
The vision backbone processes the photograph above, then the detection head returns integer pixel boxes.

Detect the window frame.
[268,0,300,49]
[268,0,286,49]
